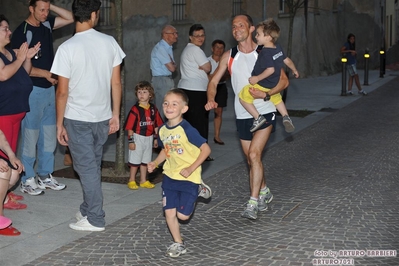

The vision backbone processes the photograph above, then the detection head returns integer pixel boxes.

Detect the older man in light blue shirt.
[150,25,178,110]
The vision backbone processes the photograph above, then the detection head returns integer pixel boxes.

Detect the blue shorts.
[236,112,276,141]
[161,175,199,216]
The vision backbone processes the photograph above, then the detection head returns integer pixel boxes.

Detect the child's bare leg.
[275,101,288,117]
[165,209,183,243]
[239,98,260,119]
[139,164,148,184]
[129,165,138,182]
[127,165,139,189]
[275,102,295,133]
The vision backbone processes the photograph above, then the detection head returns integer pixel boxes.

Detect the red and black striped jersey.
[124,103,164,136]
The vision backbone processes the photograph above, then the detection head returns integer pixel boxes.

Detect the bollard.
[379,48,385,78]
[363,48,370,85]
[341,55,347,96]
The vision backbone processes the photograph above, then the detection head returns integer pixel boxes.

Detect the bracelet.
[128,135,135,144]
[154,160,159,168]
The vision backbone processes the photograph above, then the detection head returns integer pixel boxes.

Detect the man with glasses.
[150,25,178,110]
[11,0,73,196]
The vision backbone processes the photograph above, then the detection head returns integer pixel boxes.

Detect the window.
[279,0,286,14]
[99,0,113,27]
[233,0,243,16]
[173,0,186,21]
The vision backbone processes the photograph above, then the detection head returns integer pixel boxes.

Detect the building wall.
[1,0,393,100]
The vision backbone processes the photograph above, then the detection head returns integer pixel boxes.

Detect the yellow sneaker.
[140,181,155,189]
[127,181,138,190]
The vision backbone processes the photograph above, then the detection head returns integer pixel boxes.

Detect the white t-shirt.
[51,29,126,122]
[177,43,209,91]
[230,46,276,119]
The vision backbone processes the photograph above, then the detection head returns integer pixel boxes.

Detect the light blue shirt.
[150,39,174,76]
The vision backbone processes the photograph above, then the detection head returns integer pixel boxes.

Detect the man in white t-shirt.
[51,0,126,232]
[205,15,288,220]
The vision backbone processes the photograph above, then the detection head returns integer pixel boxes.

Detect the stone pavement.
[1,70,399,266]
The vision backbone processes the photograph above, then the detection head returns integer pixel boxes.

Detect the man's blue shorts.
[236,112,276,141]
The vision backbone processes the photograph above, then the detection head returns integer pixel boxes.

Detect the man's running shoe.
[166,242,187,257]
[241,200,259,220]
[198,180,212,199]
[37,174,66,191]
[258,187,273,211]
[358,90,367,95]
[20,177,44,196]
[250,115,266,132]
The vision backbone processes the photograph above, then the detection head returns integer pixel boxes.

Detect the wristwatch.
[263,92,270,101]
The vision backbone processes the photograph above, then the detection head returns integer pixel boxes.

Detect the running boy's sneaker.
[166,242,187,257]
[198,180,212,199]
[241,199,259,220]
[249,115,267,132]
[347,91,354,95]
[258,187,274,211]
[282,115,295,133]
[37,174,66,191]
[20,177,44,196]
[358,90,367,95]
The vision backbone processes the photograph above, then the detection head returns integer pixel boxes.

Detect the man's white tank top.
[230,46,276,119]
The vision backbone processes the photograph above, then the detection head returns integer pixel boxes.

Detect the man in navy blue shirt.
[11,0,74,196]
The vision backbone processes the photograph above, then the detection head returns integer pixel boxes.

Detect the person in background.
[178,24,213,161]
[150,24,178,111]
[11,0,74,196]
[340,33,367,96]
[208,39,229,145]
[125,81,163,190]
[0,130,25,236]
[51,0,126,232]
[0,14,40,210]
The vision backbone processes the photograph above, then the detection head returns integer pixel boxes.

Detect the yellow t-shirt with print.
[158,119,206,185]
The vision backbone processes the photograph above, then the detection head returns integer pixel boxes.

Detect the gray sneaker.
[358,90,367,96]
[198,180,212,199]
[282,115,295,133]
[250,115,267,133]
[258,187,273,211]
[20,177,44,196]
[166,242,187,257]
[241,200,259,220]
[347,91,354,95]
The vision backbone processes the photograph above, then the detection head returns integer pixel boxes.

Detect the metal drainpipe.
[263,0,267,20]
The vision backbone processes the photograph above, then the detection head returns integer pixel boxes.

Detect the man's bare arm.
[51,4,74,30]
[109,65,122,134]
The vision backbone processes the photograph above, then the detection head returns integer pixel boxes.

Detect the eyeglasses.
[192,34,205,38]
[0,26,11,32]
[165,32,178,35]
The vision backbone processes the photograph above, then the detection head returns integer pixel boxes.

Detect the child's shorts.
[346,64,358,76]
[239,83,282,106]
[128,134,153,166]
[161,175,199,216]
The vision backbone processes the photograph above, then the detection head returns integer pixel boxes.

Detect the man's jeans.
[20,86,56,182]
[64,118,109,227]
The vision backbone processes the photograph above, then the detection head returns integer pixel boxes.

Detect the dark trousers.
[180,89,209,141]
